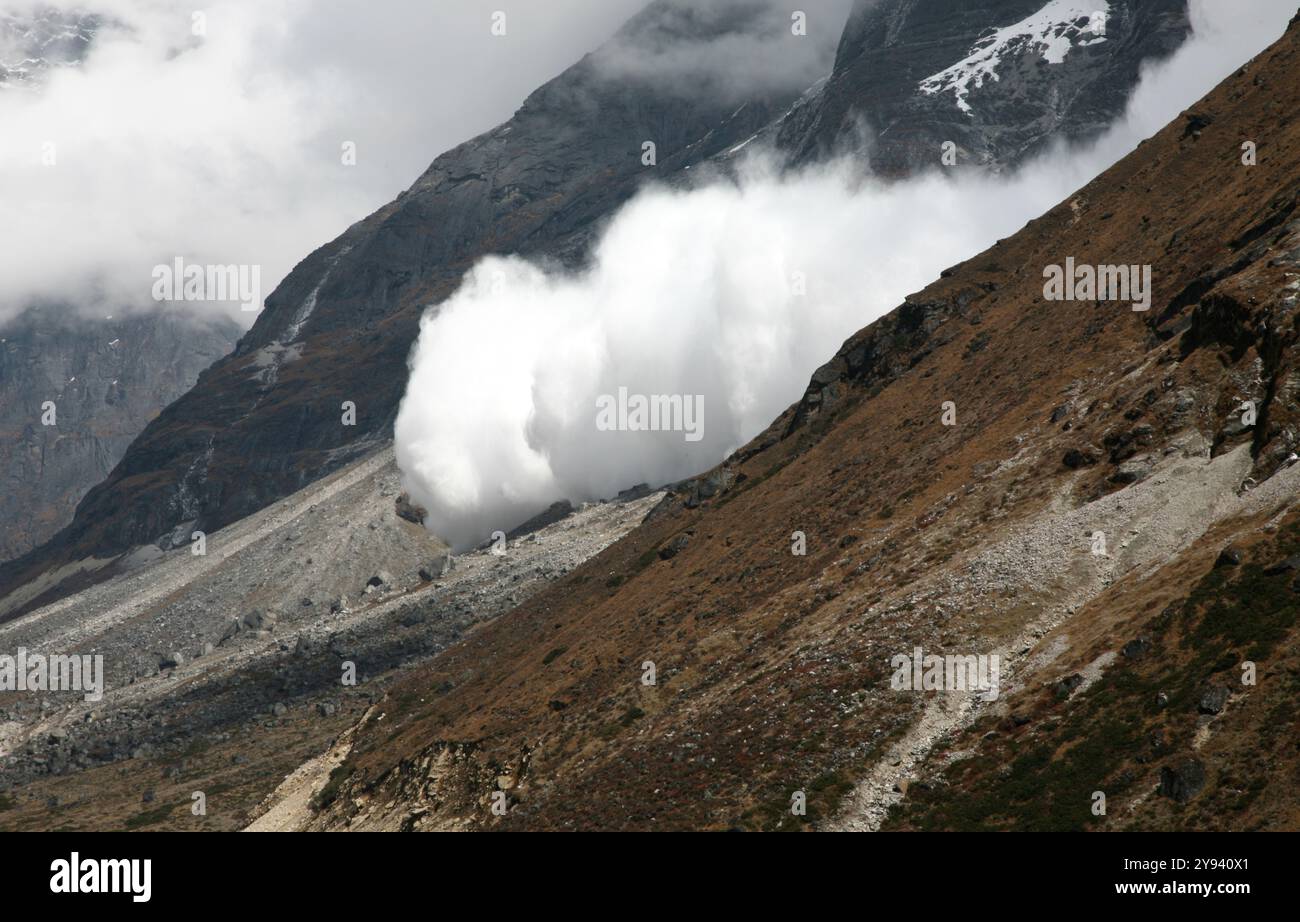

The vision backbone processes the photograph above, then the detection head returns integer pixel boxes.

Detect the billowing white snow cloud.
[396,0,1298,551]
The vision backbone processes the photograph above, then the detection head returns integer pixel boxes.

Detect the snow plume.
[395,0,1297,552]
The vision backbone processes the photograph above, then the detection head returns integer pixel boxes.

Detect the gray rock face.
[777,0,1191,174]
[0,308,238,563]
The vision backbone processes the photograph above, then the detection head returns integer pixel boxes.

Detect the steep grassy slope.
[307,13,1300,831]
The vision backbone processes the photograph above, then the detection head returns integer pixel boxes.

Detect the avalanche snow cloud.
[396,0,1296,552]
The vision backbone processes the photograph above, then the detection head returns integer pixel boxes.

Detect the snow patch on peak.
[918,0,1111,116]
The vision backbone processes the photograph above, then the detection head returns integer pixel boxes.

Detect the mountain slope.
[0,445,660,831]
[0,0,1194,616]
[303,11,1300,831]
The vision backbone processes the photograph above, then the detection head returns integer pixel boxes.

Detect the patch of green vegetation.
[311,764,354,812]
[740,770,855,832]
[542,646,568,666]
[0,793,15,813]
[180,738,211,759]
[619,706,645,728]
[124,801,177,830]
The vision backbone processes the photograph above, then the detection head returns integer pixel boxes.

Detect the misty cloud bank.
[0,0,651,327]
[396,0,1297,551]
[591,0,853,102]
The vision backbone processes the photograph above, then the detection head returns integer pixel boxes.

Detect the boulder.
[395,492,428,524]
[507,500,575,539]
[1062,448,1097,469]
[616,483,653,502]
[1198,685,1230,715]
[218,618,242,646]
[1214,545,1243,568]
[658,535,692,560]
[418,554,454,582]
[1121,636,1152,659]
[294,632,330,657]
[158,652,184,671]
[1053,673,1084,700]
[1111,457,1154,485]
[1158,759,1206,803]
[242,608,278,632]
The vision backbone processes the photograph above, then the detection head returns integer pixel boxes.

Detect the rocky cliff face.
[779,0,1190,173]
[0,0,1193,611]
[0,309,238,563]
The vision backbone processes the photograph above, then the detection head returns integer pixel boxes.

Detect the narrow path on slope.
[826,443,1300,831]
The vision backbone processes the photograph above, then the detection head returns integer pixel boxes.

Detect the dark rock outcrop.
[777,0,1190,174]
[1158,759,1207,803]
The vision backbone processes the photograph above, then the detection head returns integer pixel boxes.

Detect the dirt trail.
[826,442,1300,831]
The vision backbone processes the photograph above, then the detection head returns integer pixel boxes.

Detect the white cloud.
[0,0,650,326]
[591,0,854,102]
